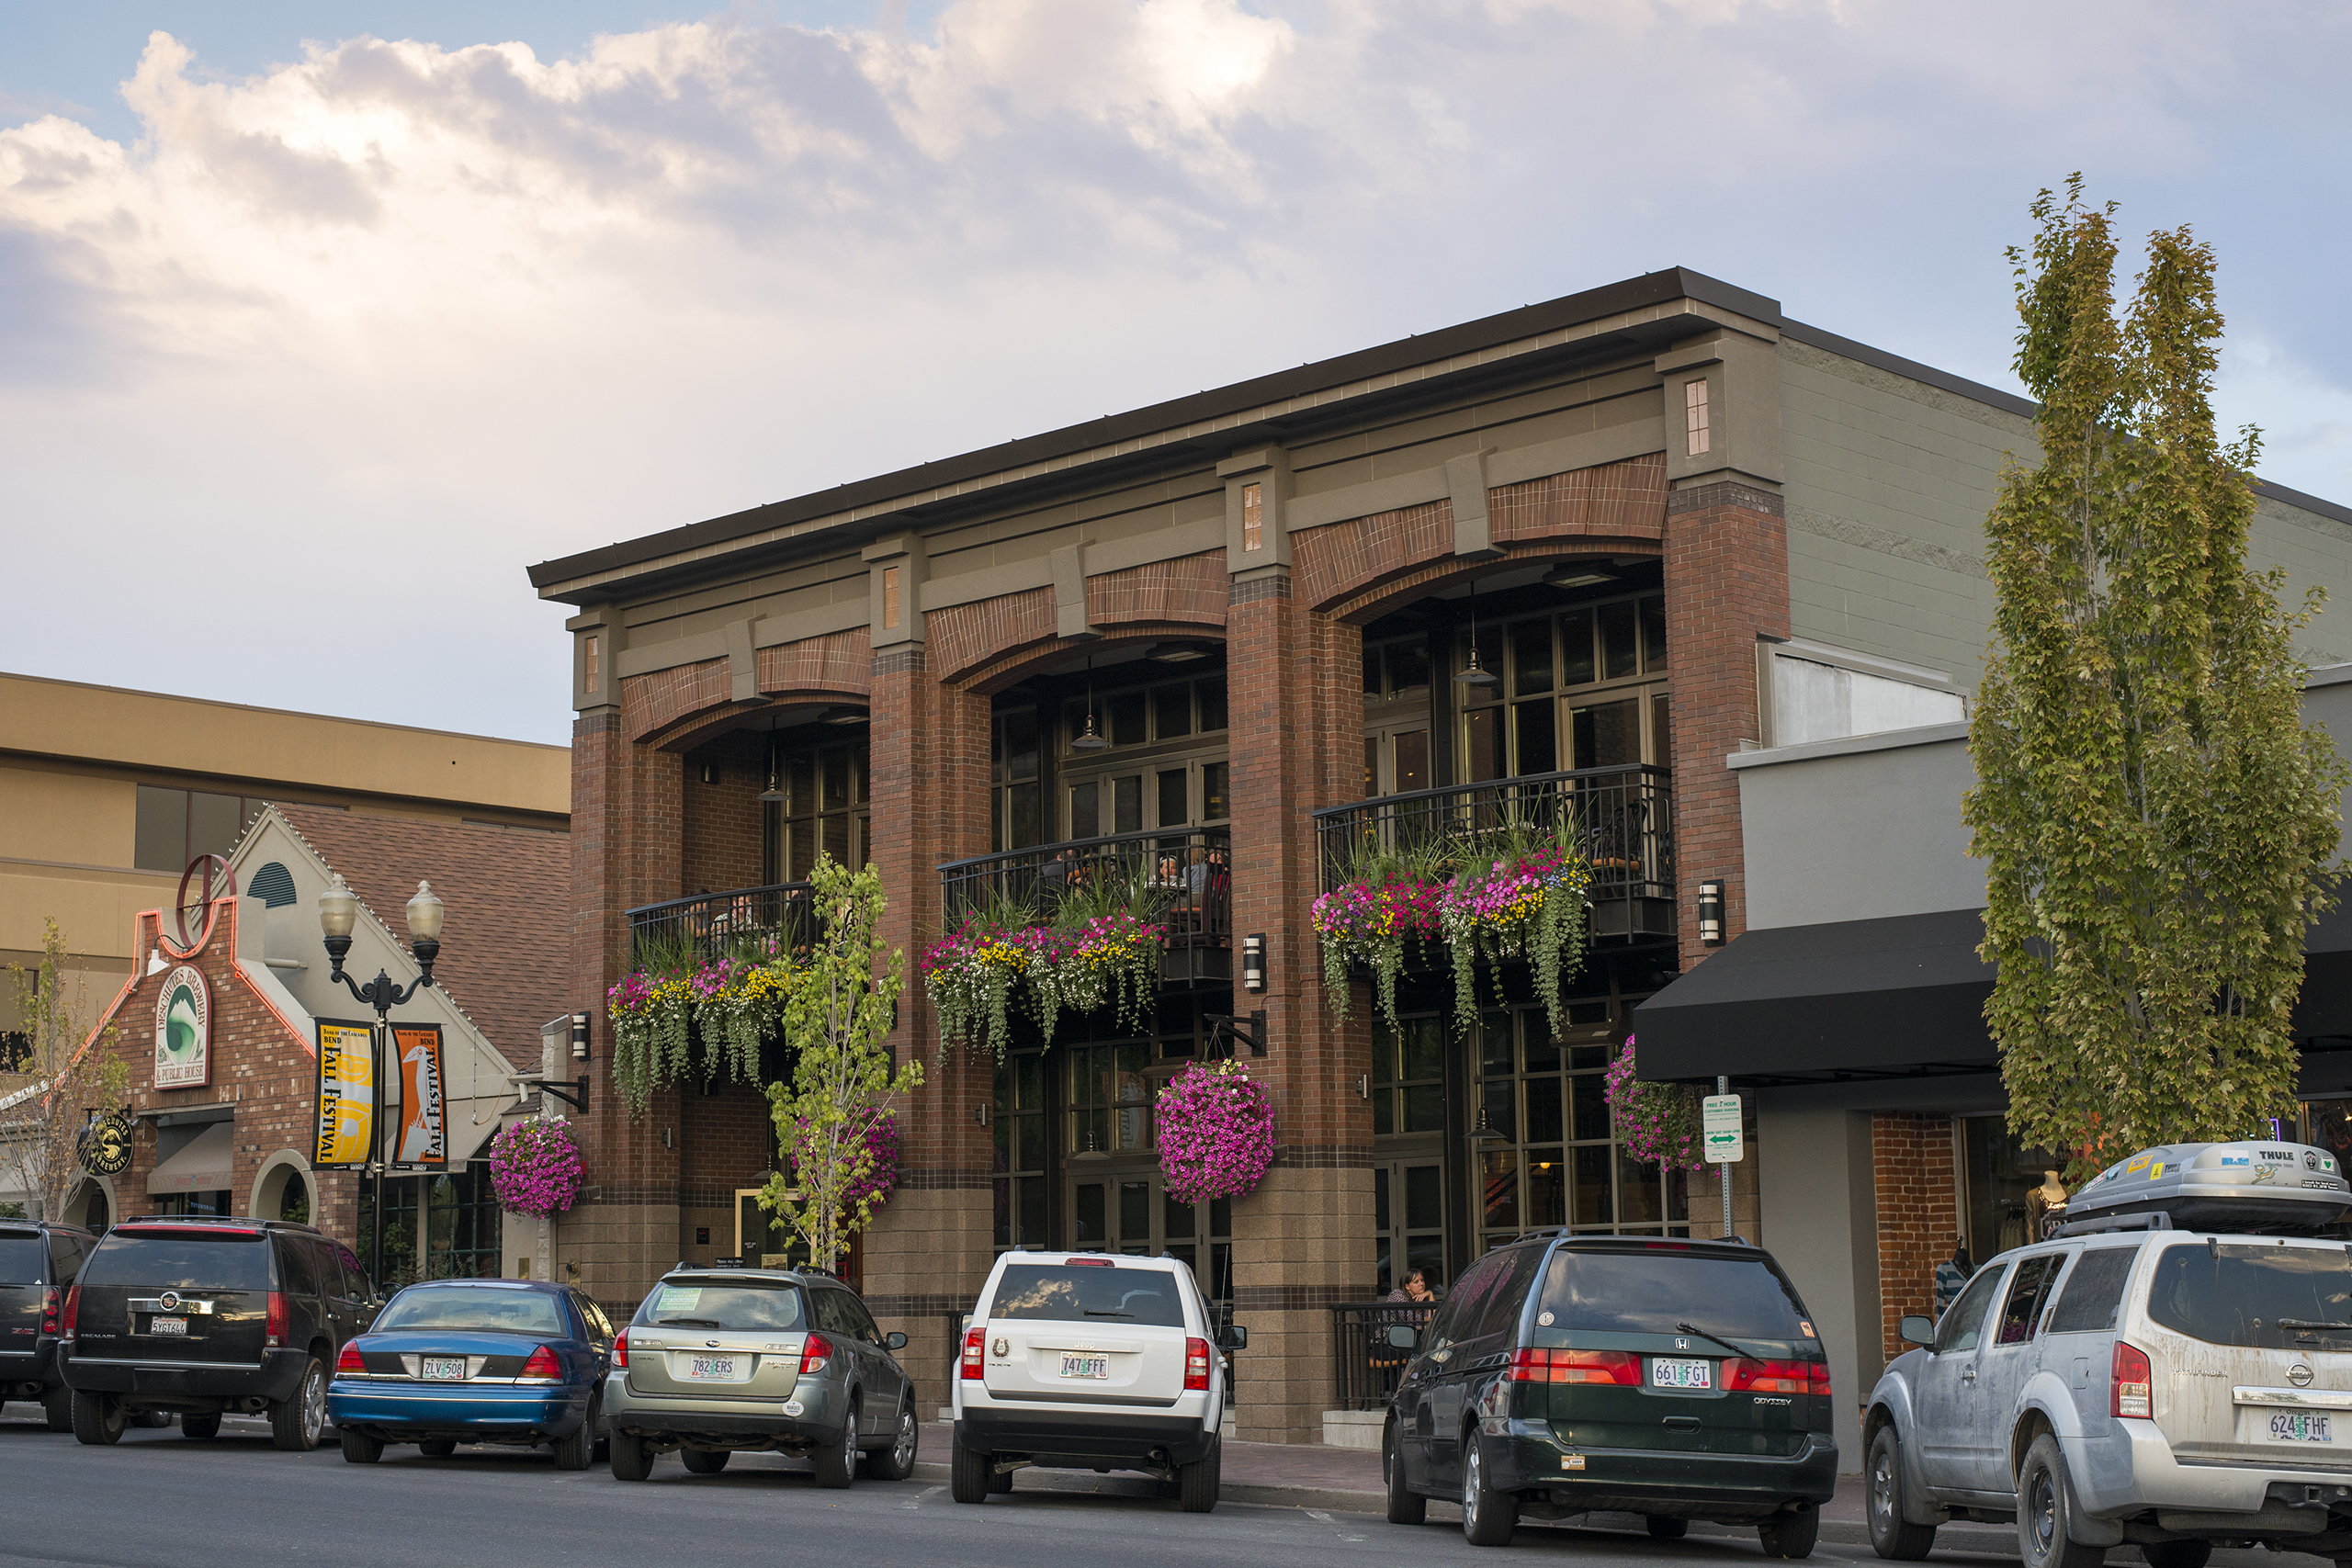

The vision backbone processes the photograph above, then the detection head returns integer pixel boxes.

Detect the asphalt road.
[0,1408,2331,1568]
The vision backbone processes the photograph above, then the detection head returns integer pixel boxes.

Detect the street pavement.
[0,1407,2331,1568]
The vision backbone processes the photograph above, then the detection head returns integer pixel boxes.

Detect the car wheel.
[1868,1426,1939,1561]
[1385,1422,1426,1526]
[1646,1517,1689,1540]
[340,1428,384,1464]
[1461,1431,1518,1548]
[72,1390,126,1447]
[2143,1543,2211,1568]
[1760,1506,1821,1560]
[813,1401,857,1489]
[681,1447,729,1474]
[42,1388,74,1433]
[420,1439,458,1459]
[951,1438,991,1504]
[1178,1438,1220,1514]
[609,1427,653,1482]
[2018,1434,2103,1568]
[271,1357,327,1451]
[181,1412,222,1442]
[867,1400,919,1483]
[552,1422,593,1471]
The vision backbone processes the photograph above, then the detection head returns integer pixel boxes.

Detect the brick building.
[525,267,2352,1454]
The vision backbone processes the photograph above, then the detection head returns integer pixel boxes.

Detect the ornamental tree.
[763,856,923,1272]
[1964,178,2347,1180]
[0,919,129,1222]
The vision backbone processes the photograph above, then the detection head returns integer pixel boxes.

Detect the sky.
[2,1,2348,746]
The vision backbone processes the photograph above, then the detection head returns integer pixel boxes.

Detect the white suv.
[950,1250,1243,1512]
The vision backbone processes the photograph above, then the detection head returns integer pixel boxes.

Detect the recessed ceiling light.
[819,706,867,725]
[1544,565,1618,590]
[1146,643,1209,662]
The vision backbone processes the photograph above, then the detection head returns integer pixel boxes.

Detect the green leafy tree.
[1965,178,2347,1179]
[2,919,130,1220]
[763,857,923,1271]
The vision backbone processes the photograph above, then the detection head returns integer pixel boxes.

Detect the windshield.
[2148,1242,2352,1349]
[636,1280,807,1330]
[374,1286,566,1336]
[0,1234,45,1283]
[1536,1247,1813,1342]
[82,1234,271,1291]
[986,1264,1187,1326]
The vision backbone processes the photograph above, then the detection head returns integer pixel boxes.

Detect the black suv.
[1384,1234,1838,1553]
[1,1219,96,1430]
[62,1216,379,1450]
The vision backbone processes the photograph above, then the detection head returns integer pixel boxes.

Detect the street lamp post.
[318,874,446,1286]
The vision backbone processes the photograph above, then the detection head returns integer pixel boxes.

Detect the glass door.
[1374,1160,1445,1298]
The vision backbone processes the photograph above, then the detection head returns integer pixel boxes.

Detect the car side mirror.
[1386,1324,1419,1350]
[1217,1325,1247,1350]
[886,1331,908,1350]
[1900,1314,1936,1347]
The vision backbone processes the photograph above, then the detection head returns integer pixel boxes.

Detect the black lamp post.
[319,874,445,1287]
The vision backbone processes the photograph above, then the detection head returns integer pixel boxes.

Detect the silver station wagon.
[1866,1141,2352,1568]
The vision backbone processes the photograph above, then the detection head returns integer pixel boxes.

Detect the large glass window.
[1060,674,1230,837]
[990,706,1043,854]
[994,1053,1049,1250]
[1454,593,1670,780]
[357,1167,503,1287]
[135,787,269,873]
[763,736,869,882]
[1063,675,1227,759]
[1069,1042,1153,1154]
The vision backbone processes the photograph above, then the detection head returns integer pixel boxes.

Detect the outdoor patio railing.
[937,826,1233,956]
[1331,1299,1440,1411]
[625,882,818,964]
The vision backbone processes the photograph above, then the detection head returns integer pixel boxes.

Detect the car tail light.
[961,1327,985,1381]
[1184,1337,1212,1392]
[62,1284,80,1343]
[1808,1361,1832,1398]
[612,1329,629,1370]
[2114,1341,2153,1419]
[337,1342,367,1376]
[40,1288,60,1336]
[800,1332,832,1376]
[1506,1348,1641,1385]
[266,1292,288,1349]
[1725,1358,1815,1393]
[520,1345,563,1382]
[1067,1258,1113,1267]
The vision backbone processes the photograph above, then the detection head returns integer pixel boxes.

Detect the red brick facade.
[1872,1111,1959,1366]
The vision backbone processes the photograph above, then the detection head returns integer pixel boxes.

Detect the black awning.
[2292,898,2352,1040]
[1630,908,1997,1084]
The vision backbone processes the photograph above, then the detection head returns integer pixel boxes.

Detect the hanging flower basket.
[1156,1058,1277,1206]
[1312,876,1442,1034]
[1438,847,1593,1042]
[922,909,1167,1060]
[486,1114,585,1217]
[1603,1039,1704,1171]
[607,954,802,1117]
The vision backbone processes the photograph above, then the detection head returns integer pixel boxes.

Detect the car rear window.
[1537,1247,1812,1341]
[2045,1245,2142,1334]
[2148,1242,2352,1349]
[375,1286,566,1336]
[0,1232,46,1283]
[637,1280,807,1330]
[988,1264,1187,1327]
[82,1232,272,1291]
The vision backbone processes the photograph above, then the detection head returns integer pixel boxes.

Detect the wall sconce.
[1242,933,1266,993]
[974,1103,990,1126]
[1354,1074,1371,1101]
[571,1010,592,1062]
[1698,880,1725,947]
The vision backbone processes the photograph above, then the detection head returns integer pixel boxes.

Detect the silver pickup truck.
[1864,1141,2352,1568]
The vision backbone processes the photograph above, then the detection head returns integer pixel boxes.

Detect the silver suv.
[1865,1141,2352,1568]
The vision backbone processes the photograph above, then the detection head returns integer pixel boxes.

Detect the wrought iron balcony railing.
[1310,763,1674,941]
[937,825,1233,982]
[626,882,817,965]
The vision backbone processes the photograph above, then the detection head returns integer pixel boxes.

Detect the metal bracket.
[508,1073,589,1112]
[1204,1010,1268,1056]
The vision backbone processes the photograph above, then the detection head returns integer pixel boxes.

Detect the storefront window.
[1960,1115,2069,1262]
[763,736,869,882]
[1453,594,1670,779]
[993,1052,1048,1250]
[358,1167,503,1287]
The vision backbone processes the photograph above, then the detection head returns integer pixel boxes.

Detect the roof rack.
[2053,1212,2174,1238]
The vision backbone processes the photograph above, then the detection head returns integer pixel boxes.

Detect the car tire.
[989,1469,1014,1495]
[867,1400,919,1482]
[1178,1438,1220,1514]
[271,1357,327,1451]
[552,1421,594,1471]
[1461,1431,1519,1548]
[1868,1426,1939,1561]
[181,1412,222,1442]
[951,1438,991,1504]
[72,1390,125,1447]
[2143,1544,2211,1568]
[2018,1434,2103,1568]
[1759,1506,1821,1560]
[1646,1517,1689,1540]
[1385,1423,1426,1526]
[813,1402,857,1490]
[420,1438,457,1458]
[610,1427,653,1482]
[340,1428,384,1463]
[42,1388,74,1433]
[682,1447,729,1474]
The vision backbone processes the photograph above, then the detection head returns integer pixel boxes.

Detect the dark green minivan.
[1384,1234,1838,1551]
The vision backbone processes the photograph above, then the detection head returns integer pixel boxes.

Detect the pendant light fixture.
[1456,579,1500,690]
[756,720,786,803]
[1071,655,1109,751]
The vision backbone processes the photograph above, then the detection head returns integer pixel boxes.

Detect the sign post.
[1704,1078,1743,1237]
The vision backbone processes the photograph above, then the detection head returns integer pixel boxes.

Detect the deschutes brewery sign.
[79,1109,134,1177]
[153,965,210,1089]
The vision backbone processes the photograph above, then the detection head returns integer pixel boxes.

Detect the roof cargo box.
[2068,1142,2352,1233]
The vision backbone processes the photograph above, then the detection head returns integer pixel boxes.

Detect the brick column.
[1871,1112,1957,1376]
[1662,480,1789,966]
[1224,572,1377,1444]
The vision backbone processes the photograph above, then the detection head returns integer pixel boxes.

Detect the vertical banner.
[315,1020,376,1169]
[392,1023,447,1168]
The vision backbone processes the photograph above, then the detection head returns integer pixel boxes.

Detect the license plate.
[421,1357,467,1381]
[686,1355,739,1382]
[2271,1413,2335,1443]
[1651,1357,1711,1389]
[151,1316,187,1337]
[1059,1354,1109,1380]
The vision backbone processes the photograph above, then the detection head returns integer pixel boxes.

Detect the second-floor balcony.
[627,882,817,965]
[938,825,1233,985]
[1312,763,1674,942]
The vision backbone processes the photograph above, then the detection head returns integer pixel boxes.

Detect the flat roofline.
[0,670,567,754]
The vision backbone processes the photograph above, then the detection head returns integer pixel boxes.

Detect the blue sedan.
[329,1279,613,1467]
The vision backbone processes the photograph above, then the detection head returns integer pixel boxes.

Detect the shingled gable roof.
[271,804,570,1072]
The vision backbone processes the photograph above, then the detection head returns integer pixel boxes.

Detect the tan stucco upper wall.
[0,859,175,963]
[0,671,569,818]
[0,759,135,866]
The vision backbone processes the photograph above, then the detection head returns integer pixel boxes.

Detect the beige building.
[0,671,570,1048]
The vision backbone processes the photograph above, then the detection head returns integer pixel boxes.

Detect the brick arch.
[622,627,872,749]
[927,551,1227,687]
[1328,537,1664,626]
[651,688,873,755]
[953,623,1227,697]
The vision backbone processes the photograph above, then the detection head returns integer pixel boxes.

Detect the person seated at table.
[1386,1268,1437,1304]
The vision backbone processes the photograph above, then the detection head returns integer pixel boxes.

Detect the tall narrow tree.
[2,919,129,1221]
[1966,178,2346,1179]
